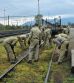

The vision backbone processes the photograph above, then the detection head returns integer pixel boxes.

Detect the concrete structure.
[71,50,74,73]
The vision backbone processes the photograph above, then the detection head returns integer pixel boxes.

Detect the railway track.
[0,44,70,82]
[0,42,45,81]
[44,46,56,83]
[0,29,30,38]
[44,44,71,83]
[0,49,29,80]
[0,44,55,82]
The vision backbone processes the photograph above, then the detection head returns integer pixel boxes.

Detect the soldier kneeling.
[3,37,18,64]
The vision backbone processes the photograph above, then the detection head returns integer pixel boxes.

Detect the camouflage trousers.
[28,39,39,61]
[4,43,16,62]
[58,41,69,63]
[44,38,51,48]
[18,37,26,50]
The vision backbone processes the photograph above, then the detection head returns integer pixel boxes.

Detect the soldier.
[66,25,70,35]
[59,33,70,40]
[40,25,46,41]
[40,25,46,47]
[17,34,27,50]
[58,37,69,64]
[53,34,64,58]
[44,25,52,47]
[63,26,70,35]
[53,33,69,64]
[3,37,18,64]
[28,24,41,63]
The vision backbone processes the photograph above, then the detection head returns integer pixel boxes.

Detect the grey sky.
[0,0,74,17]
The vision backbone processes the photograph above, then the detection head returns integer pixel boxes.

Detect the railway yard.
[0,40,53,83]
[0,0,74,83]
[0,28,73,83]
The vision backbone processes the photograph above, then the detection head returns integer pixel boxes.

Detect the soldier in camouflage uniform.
[63,26,70,35]
[58,33,69,63]
[40,25,46,47]
[28,25,41,63]
[40,25,46,41]
[17,34,27,50]
[53,33,69,64]
[44,25,51,47]
[3,37,18,64]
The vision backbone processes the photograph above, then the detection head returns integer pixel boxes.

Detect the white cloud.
[43,14,74,19]
[0,17,35,25]
[0,14,74,25]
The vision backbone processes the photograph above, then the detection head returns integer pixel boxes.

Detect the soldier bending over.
[3,37,18,64]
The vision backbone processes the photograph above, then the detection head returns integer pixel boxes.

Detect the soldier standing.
[40,25,46,47]
[44,25,51,47]
[3,37,18,64]
[40,25,46,41]
[28,24,41,63]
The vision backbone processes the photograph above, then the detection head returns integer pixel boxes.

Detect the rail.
[0,49,28,80]
[44,46,57,83]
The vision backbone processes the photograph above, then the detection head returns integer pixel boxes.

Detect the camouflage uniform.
[44,26,51,47]
[3,37,18,63]
[63,26,70,35]
[40,26,46,41]
[54,33,69,63]
[40,25,46,47]
[17,34,26,50]
[67,26,70,35]
[28,26,41,62]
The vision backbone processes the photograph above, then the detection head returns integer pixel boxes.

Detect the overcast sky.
[0,0,74,18]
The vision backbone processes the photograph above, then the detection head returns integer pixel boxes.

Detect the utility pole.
[37,0,41,27]
[35,0,42,26]
[38,0,40,15]
[4,8,5,25]
[8,16,9,26]
[59,16,61,26]
[54,18,56,27]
